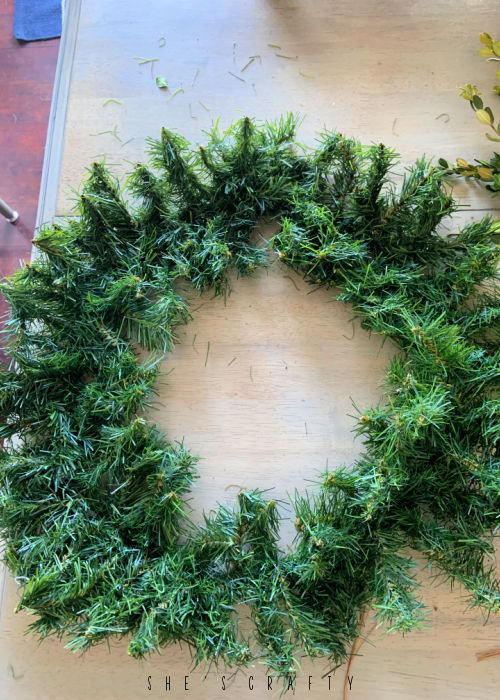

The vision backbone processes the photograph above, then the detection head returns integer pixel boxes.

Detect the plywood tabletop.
[1,1,499,699]
[41,0,500,224]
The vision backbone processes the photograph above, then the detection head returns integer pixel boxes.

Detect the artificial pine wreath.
[0,115,499,681]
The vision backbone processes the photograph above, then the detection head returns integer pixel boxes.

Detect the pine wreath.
[0,115,499,680]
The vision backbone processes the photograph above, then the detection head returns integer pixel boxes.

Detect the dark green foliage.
[0,115,499,685]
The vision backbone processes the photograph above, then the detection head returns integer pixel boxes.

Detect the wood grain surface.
[52,0,500,221]
[1,1,500,699]
[153,238,396,548]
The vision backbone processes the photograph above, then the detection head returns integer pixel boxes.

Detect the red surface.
[0,0,60,361]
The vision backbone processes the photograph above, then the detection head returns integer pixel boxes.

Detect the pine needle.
[135,57,159,65]
[91,125,122,142]
[7,665,24,681]
[342,323,355,340]
[241,57,256,72]
[228,71,246,83]
[167,87,184,102]
[205,340,210,367]
[102,98,123,107]
[225,483,246,491]
[241,55,261,72]
[283,275,300,291]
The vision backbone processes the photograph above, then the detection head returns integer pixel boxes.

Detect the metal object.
[0,198,19,224]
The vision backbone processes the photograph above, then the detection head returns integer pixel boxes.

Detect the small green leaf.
[155,76,168,89]
[438,158,449,168]
[476,109,493,125]
[472,95,483,110]
[479,32,492,46]
[478,46,494,57]
[496,69,500,79]
[493,40,500,57]
[477,166,493,180]
[485,106,495,123]
[485,132,500,142]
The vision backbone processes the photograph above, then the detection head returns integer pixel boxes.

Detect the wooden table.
[1,1,499,698]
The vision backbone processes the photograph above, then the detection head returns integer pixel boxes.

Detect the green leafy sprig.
[439,33,500,195]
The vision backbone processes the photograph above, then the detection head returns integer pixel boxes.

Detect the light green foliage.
[439,33,500,195]
[155,76,168,89]
[0,116,499,685]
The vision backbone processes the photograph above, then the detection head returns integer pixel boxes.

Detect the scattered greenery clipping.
[155,76,168,90]
[0,115,499,684]
[440,32,500,195]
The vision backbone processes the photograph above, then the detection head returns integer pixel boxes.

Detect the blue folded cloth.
[13,0,62,42]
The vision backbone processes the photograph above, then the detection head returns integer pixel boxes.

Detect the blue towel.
[13,0,62,42]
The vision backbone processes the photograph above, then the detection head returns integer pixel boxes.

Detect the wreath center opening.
[158,247,395,546]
